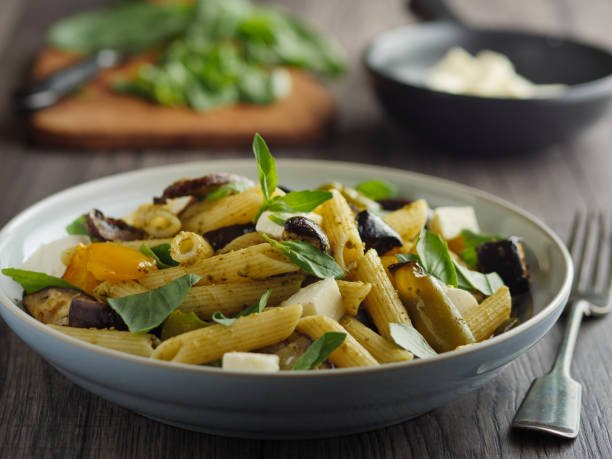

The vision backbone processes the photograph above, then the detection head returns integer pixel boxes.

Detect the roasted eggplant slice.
[23,287,91,325]
[477,237,530,295]
[357,210,403,255]
[154,173,254,204]
[283,217,331,253]
[69,298,127,330]
[377,198,413,211]
[204,223,256,250]
[85,209,145,241]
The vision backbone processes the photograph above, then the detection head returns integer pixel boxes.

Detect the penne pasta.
[218,232,266,253]
[317,189,364,271]
[383,199,428,241]
[48,325,159,357]
[142,205,182,238]
[93,280,148,300]
[352,249,411,338]
[456,286,511,341]
[116,239,174,249]
[170,231,214,264]
[340,316,413,363]
[296,315,379,368]
[138,243,299,289]
[180,274,305,319]
[152,304,303,364]
[336,280,372,316]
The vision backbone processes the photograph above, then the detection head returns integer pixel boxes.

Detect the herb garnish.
[459,229,503,269]
[206,182,252,202]
[292,331,346,370]
[161,310,209,340]
[252,133,332,222]
[212,288,272,326]
[140,243,178,269]
[108,273,201,333]
[262,235,344,279]
[355,179,397,201]
[389,323,438,359]
[2,268,79,295]
[65,215,89,237]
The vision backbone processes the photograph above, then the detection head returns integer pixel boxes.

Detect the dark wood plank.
[1,0,612,458]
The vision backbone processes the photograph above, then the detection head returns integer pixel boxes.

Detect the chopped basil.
[292,331,346,370]
[453,261,504,296]
[212,288,272,326]
[355,179,397,201]
[395,253,418,263]
[415,229,457,287]
[108,273,201,333]
[140,243,178,269]
[268,213,288,226]
[459,229,503,269]
[389,322,438,359]
[262,235,344,279]
[65,215,89,237]
[206,181,252,202]
[2,268,79,295]
[253,133,277,203]
[161,310,209,340]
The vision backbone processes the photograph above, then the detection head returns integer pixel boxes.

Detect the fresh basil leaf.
[355,180,397,201]
[212,288,272,326]
[459,247,479,270]
[268,213,288,226]
[2,268,79,295]
[108,274,201,333]
[396,253,418,263]
[149,244,179,268]
[460,230,503,269]
[66,215,89,237]
[262,235,344,279]
[267,190,332,213]
[389,322,438,359]
[416,229,457,287]
[453,261,504,296]
[206,181,252,201]
[161,310,209,340]
[140,243,177,269]
[253,133,277,202]
[292,331,346,370]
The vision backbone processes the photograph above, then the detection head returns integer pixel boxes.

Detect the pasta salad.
[3,134,530,371]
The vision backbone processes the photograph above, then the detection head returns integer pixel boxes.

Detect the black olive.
[203,223,256,251]
[85,209,145,241]
[69,297,127,330]
[477,237,530,295]
[283,217,331,253]
[356,210,403,255]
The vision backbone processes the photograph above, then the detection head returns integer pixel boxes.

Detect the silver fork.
[512,211,612,438]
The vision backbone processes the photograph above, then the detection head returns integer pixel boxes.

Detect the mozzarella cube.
[429,206,480,241]
[21,235,90,277]
[256,211,323,239]
[222,352,280,372]
[445,286,478,316]
[280,278,344,321]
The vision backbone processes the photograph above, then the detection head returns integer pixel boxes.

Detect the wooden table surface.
[1,0,612,457]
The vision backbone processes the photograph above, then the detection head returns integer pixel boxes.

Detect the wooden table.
[1,0,612,457]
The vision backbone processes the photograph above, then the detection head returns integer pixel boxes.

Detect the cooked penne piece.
[383,199,428,241]
[93,280,148,300]
[180,274,305,319]
[352,249,411,338]
[142,205,182,238]
[218,232,266,253]
[138,243,299,289]
[317,189,364,271]
[296,315,379,368]
[48,325,159,357]
[340,316,413,363]
[170,231,214,264]
[152,304,303,364]
[181,186,263,234]
[116,239,174,249]
[336,280,372,316]
[455,286,511,341]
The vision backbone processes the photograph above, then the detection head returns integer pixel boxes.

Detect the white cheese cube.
[21,235,90,277]
[429,206,480,241]
[445,286,478,316]
[222,352,280,372]
[255,211,323,239]
[280,278,344,321]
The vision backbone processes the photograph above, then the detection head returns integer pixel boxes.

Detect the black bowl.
[364,22,612,154]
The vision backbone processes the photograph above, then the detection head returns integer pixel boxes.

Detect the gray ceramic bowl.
[0,160,572,439]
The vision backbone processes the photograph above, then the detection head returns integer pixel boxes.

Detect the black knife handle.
[14,49,122,112]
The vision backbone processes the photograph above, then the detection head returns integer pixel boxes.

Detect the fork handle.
[552,299,590,377]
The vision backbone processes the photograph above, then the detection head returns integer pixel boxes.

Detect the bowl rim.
[0,158,573,379]
[363,21,612,103]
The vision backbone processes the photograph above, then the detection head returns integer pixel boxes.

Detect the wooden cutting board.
[27,48,336,149]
